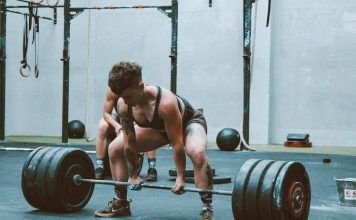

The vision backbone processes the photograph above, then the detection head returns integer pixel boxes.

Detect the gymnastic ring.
[31,0,44,3]
[46,0,59,7]
[20,63,31,77]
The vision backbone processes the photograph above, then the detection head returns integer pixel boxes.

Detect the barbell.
[21,146,311,220]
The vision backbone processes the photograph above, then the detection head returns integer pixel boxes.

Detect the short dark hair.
[108,61,142,96]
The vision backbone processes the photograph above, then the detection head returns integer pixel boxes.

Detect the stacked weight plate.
[21,147,95,212]
[232,159,311,220]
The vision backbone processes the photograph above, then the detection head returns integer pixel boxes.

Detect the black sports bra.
[128,86,182,130]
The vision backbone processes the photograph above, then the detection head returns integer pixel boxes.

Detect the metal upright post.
[0,0,6,140]
[53,7,57,24]
[242,0,252,145]
[62,0,70,143]
[170,0,178,94]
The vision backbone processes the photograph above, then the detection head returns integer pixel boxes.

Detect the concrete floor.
[0,137,356,219]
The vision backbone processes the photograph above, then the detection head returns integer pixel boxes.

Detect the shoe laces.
[106,198,117,208]
[108,198,132,206]
[95,167,104,172]
[148,168,157,175]
[200,207,214,216]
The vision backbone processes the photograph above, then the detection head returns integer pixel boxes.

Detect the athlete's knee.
[108,138,125,161]
[97,119,110,137]
[187,148,208,168]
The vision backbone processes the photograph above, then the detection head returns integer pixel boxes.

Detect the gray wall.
[3,0,356,147]
[269,0,356,146]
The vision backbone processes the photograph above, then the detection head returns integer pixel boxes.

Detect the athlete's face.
[120,83,144,106]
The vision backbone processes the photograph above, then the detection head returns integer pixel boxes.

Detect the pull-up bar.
[16,0,59,7]
[67,5,174,21]
[6,4,168,9]
[71,5,169,10]
[6,5,63,8]
[6,1,58,23]
[5,9,54,21]
[6,3,173,24]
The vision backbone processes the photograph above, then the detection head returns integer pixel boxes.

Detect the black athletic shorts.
[158,97,207,141]
[181,97,208,134]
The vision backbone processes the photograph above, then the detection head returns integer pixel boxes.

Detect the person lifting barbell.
[95,61,215,219]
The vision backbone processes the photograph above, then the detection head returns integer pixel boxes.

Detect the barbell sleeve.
[73,175,233,196]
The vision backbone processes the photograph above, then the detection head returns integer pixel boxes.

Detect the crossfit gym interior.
[0,0,355,219]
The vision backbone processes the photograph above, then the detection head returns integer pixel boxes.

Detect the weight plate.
[21,146,45,209]
[36,147,64,211]
[232,159,262,220]
[49,148,95,212]
[211,176,231,184]
[245,160,275,220]
[21,147,95,212]
[170,175,231,184]
[273,161,311,220]
[21,147,53,210]
[168,168,216,177]
[258,161,288,220]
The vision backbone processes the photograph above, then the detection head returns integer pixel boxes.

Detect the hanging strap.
[33,10,40,78]
[28,3,33,31]
[22,15,28,64]
[20,4,41,78]
[20,14,31,77]
[266,0,271,27]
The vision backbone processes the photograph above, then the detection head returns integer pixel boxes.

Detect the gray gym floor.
[0,141,356,219]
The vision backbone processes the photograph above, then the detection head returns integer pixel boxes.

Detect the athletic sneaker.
[146,167,157,182]
[200,207,215,220]
[95,167,105,180]
[94,198,131,217]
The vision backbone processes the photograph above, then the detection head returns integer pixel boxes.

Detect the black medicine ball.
[216,128,240,151]
[68,120,85,138]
